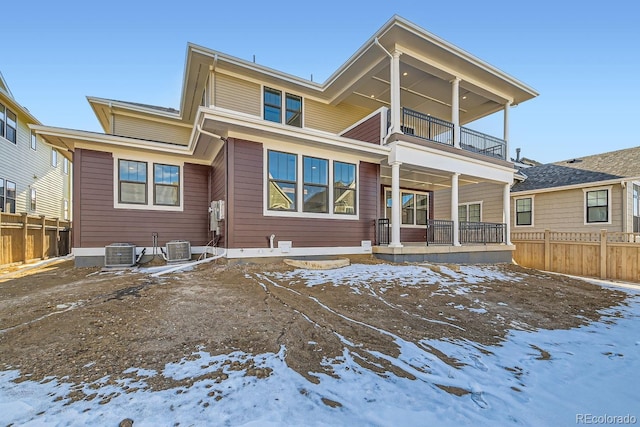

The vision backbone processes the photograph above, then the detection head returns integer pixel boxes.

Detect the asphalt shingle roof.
[512,146,640,192]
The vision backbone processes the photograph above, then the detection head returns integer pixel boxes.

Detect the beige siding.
[304,99,371,134]
[511,185,624,233]
[0,109,71,219]
[214,73,261,117]
[433,182,504,222]
[113,115,191,145]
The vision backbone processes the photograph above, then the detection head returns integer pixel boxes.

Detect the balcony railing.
[391,107,507,161]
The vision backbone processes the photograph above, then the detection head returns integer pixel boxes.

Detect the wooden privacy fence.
[511,229,640,282]
[0,212,72,266]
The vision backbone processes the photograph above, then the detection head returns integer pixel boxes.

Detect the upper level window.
[29,187,37,211]
[0,103,17,144]
[63,199,69,220]
[334,162,356,215]
[51,149,58,167]
[303,156,328,213]
[154,164,180,206]
[515,197,533,226]
[31,130,37,150]
[459,202,481,222]
[119,159,147,204]
[263,87,302,127]
[63,158,69,174]
[268,150,297,211]
[586,189,608,223]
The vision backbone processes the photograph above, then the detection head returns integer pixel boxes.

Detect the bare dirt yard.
[0,255,628,406]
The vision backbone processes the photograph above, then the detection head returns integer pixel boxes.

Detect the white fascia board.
[391,142,515,183]
[510,177,640,197]
[87,96,181,120]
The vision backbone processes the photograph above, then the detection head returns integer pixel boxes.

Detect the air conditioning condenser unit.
[105,243,136,268]
[166,240,191,262]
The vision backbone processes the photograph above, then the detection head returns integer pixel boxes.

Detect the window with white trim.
[63,199,69,220]
[154,164,180,206]
[385,189,429,226]
[266,149,357,216]
[586,189,608,223]
[31,130,37,150]
[119,159,148,204]
[1,179,17,213]
[0,103,17,144]
[51,149,58,168]
[29,187,37,211]
[63,157,69,174]
[459,202,481,222]
[0,179,4,212]
[515,197,533,226]
[263,87,302,127]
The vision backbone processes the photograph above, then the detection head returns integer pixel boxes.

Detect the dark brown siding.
[341,113,381,145]
[75,148,210,248]
[211,147,227,247]
[227,138,379,248]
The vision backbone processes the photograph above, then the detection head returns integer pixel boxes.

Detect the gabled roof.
[0,70,41,125]
[512,146,640,192]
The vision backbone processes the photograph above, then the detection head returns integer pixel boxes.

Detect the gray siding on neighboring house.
[0,108,71,218]
[73,148,210,248]
[226,138,379,249]
[511,185,624,233]
[341,113,382,145]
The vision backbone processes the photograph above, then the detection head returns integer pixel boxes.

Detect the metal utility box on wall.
[104,243,136,267]
[166,240,191,262]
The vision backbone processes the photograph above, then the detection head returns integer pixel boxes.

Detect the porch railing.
[426,219,453,245]
[377,218,390,245]
[459,221,506,244]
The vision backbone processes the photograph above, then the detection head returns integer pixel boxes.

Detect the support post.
[451,173,460,246]
[544,229,551,271]
[22,212,29,263]
[389,49,402,135]
[40,215,46,260]
[451,77,461,148]
[390,161,403,248]
[503,101,511,160]
[600,229,607,279]
[503,183,512,245]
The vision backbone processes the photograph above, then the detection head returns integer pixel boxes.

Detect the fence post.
[600,229,607,279]
[544,229,551,271]
[22,212,29,263]
[55,218,60,257]
[0,212,3,265]
[41,215,47,260]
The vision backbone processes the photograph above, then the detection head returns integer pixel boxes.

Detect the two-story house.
[33,16,538,267]
[0,71,72,220]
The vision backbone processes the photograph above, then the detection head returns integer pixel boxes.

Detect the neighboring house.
[34,15,537,267]
[511,146,640,233]
[0,71,72,220]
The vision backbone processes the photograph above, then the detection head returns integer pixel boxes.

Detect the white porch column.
[451,77,461,149]
[503,183,512,245]
[390,49,402,134]
[503,101,511,160]
[390,161,403,248]
[451,173,461,246]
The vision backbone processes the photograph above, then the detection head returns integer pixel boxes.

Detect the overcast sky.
[2,0,638,164]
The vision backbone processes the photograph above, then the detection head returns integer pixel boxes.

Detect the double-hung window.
[515,197,533,226]
[119,160,147,204]
[268,151,297,211]
[29,187,37,211]
[154,164,180,206]
[303,156,328,213]
[385,189,429,226]
[586,189,608,223]
[263,87,302,127]
[459,202,481,222]
[1,180,17,213]
[0,103,17,144]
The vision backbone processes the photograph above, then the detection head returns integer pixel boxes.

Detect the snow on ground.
[1,264,639,426]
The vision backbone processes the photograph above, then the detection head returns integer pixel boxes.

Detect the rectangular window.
[516,198,532,226]
[5,181,16,213]
[303,156,328,213]
[154,164,180,206]
[416,194,428,225]
[268,150,297,211]
[30,187,37,211]
[31,130,37,150]
[0,104,5,139]
[63,158,69,174]
[51,149,58,167]
[459,202,481,222]
[402,192,414,224]
[119,159,147,204]
[63,199,69,220]
[6,109,17,144]
[334,161,356,214]
[0,178,4,212]
[285,94,302,127]
[264,87,282,123]
[586,189,608,223]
